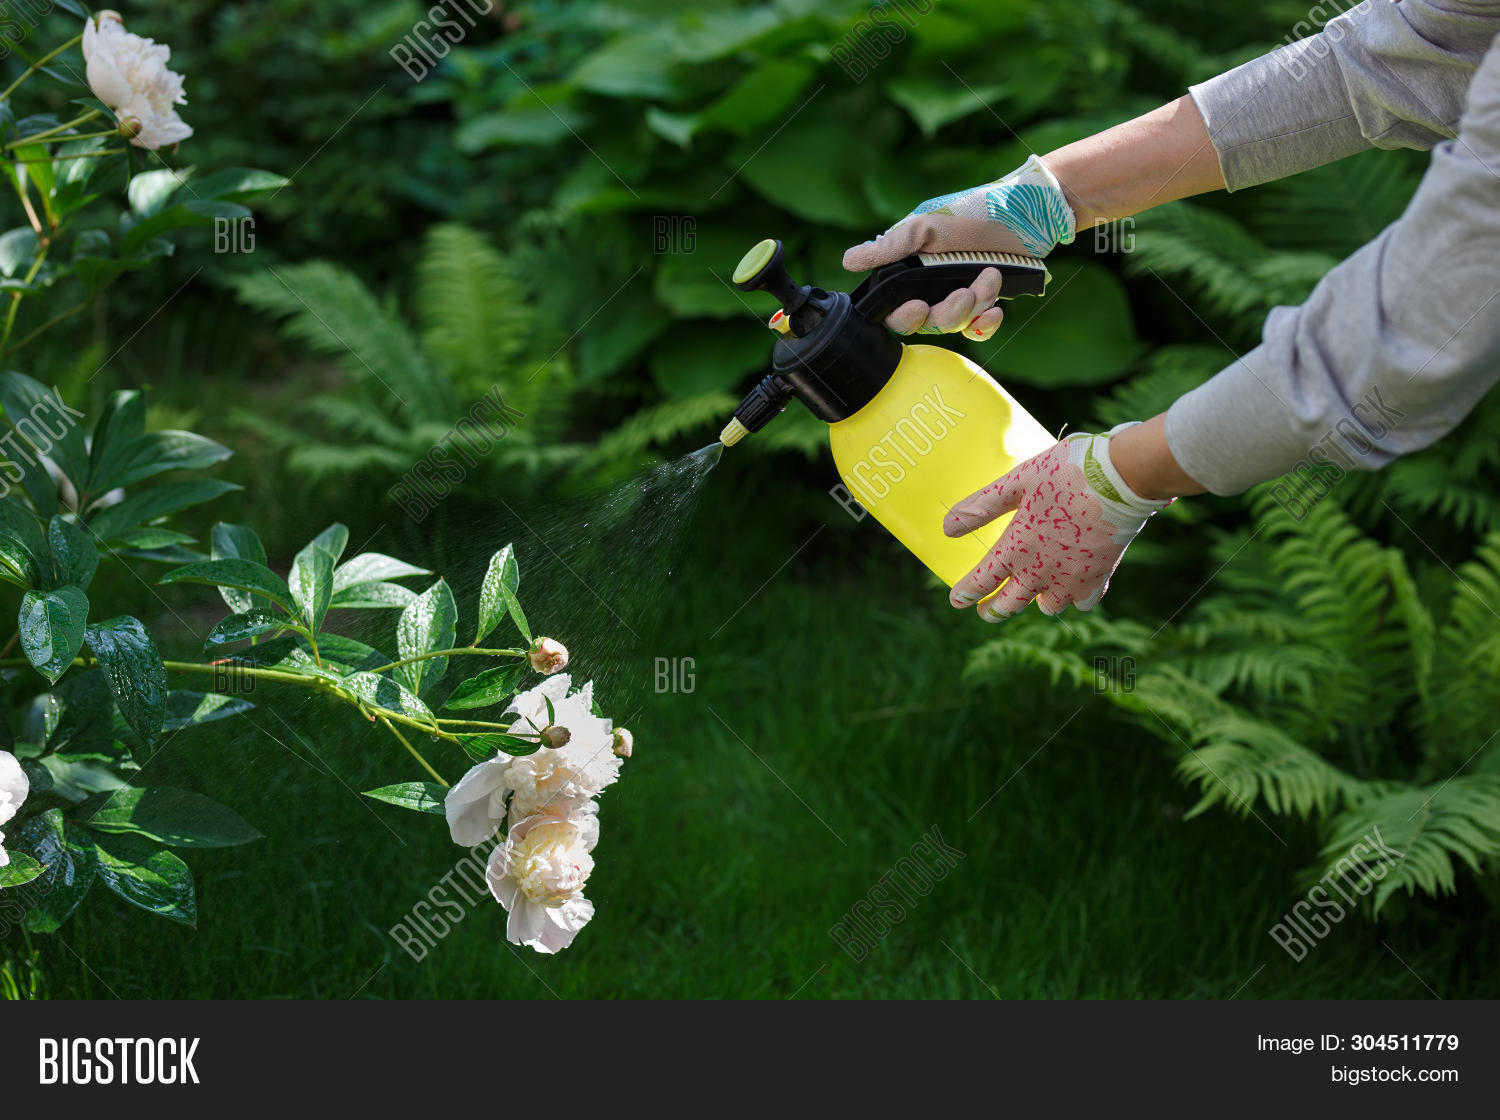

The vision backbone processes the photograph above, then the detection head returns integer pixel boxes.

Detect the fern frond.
[576,393,736,472]
[306,394,408,444]
[1173,713,1366,820]
[1424,533,1500,762]
[1246,147,1425,257]
[1316,776,1500,913]
[232,261,448,423]
[417,224,531,402]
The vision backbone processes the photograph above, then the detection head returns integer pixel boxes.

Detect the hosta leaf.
[396,579,457,696]
[84,616,167,748]
[19,585,89,683]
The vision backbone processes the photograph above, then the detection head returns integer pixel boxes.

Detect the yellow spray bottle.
[720,238,1057,587]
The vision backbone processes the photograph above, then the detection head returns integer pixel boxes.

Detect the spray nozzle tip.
[719,418,750,447]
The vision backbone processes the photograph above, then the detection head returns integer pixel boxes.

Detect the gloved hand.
[843,154,1076,339]
[944,423,1170,621]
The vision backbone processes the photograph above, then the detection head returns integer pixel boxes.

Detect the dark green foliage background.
[5,0,1499,997]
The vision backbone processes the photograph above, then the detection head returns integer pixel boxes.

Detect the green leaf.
[158,558,296,615]
[203,609,285,648]
[227,633,386,676]
[650,318,771,397]
[443,662,527,710]
[332,552,432,592]
[89,390,147,479]
[329,581,416,610]
[161,691,254,732]
[84,616,167,748]
[455,89,588,152]
[14,809,97,931]
[455,731,539,763]
[570,29,683,99]
[38,752,130,802]
[396,579,458,696]
[88,479,242,542]
[121,199,251,256]
[0,371,89,488]
[0,499,47,587]
[987,260,1143,387]
[48,515,99,590]
[185,167,290,203]
[731,118,878,230]
[339,671,435,724]
[289,538,336,633]
[0,851,45,888]
[476,544,529,644]
[91,831,197,926]
[362,782,446,814]
[89,430,233,492]
[19,585,89,683]
[83,787,262,848]
[0,226,39,276]
[210,522,268,613]
[127,168,184,217]
[310,522,349,565]
[886,75,1010,137]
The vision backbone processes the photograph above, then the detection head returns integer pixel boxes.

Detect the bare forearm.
[1042,95,1226,229]
[1109,413,1206,501]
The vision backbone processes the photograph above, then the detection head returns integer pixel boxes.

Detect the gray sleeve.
[1165,31,1500,496]
[1189,1,1500,191]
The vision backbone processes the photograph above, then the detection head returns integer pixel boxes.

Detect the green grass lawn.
[10,464,1496,999]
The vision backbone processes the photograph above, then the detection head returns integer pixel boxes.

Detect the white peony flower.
[443,674,619,845]
[444,753,513,848]
[82,11,193,151]
[487,806,600,954]
[0,749,30,870]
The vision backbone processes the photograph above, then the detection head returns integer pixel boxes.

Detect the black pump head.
[720,238,1049,446]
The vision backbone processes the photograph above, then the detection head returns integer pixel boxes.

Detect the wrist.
[1106,414,1206,501]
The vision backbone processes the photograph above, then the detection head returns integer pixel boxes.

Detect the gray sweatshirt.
[1164,0,1500,495]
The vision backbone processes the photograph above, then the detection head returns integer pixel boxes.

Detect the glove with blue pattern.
[842,155,1076,339]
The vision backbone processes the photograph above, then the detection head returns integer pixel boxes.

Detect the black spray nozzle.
[732,239,803,307]
[721,372,792,446]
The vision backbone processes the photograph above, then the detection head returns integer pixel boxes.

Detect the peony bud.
[117,116,143,139]
[541,725,571,749]
[612,727,633,759]
[528,637,568,675]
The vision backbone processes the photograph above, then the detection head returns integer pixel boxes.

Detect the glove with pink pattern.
[944,423,1171,621]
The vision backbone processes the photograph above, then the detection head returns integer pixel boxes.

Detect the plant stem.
[0,33,83,103]
[366,646,526,676]
[2,300,87,357]
[0,240,51,354]
[378,716,448,787]
[3,109,104,148]
[434,717,535,733]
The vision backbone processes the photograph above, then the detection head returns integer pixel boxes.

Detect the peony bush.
[0,9,621,954]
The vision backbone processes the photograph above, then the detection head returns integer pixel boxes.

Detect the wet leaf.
[210,522,268,613]
[443,663,527,710]
[92,831,196,926]
[82,786,262,848]
[332,552,431,592]
[203,608,285,648]
[158,558,295,616]
[397,579,457,696]
[47,515,98,590]
[19,585,89,683]
[84,616,167,748]
[363,782,446,814]
[289,537,336,633]
[476,544,529,644]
